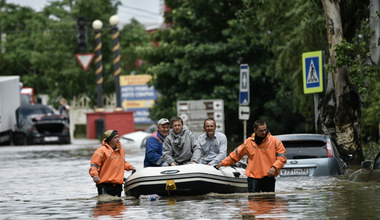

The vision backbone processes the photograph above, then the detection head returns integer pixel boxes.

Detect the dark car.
[276,134,349,176]
[349,151,380,182]
[12,104,70,145]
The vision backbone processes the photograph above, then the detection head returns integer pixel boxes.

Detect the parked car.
[120,124,157,150]
[276,134,350,176]
[12,104,70,145]
[349,151,380,182]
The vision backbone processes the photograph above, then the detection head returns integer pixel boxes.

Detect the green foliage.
[119,19,150,75]
[138,0,280,139]
[361,80,380,142]
[332,20,378,95]
[0,0,125,107]
[329,16,379,142]
[237,0,327,132]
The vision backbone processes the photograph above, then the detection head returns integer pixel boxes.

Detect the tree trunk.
[320,0,363,164]
[370,0,380,64]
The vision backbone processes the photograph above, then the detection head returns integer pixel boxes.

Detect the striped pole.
[110,15,122,111]
[92,20,104,111]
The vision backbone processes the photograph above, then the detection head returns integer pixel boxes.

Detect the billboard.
[120,75,157,124]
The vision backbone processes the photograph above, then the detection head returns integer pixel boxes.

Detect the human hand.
[267,166,276,177]
[215,163,222,169]
[92,175,100,183]
[170,162,177,166]
[189,161,197,164]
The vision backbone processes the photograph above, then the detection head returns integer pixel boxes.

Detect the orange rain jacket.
[89,140,134,185]
[221,132,287,179]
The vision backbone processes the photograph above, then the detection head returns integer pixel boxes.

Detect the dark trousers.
[248,176,276,193]
[97,183,122,197]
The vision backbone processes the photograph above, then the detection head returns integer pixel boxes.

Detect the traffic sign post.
[75,53,94,71]
[239,106,250,120]
[302,51,324,94]
[302,51,325,132]
[177,99,224,138]
[239,64,250,141]
[239,64,250,105]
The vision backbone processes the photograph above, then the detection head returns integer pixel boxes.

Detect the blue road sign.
[239,64,250,105]
[302,51,324,94]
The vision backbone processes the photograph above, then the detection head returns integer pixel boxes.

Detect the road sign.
[302,51,324,94]
[239,106,250,120]
[239,64,250,105]
[177,99,224,138]
[120,75,157,124]
[75,53,94,71]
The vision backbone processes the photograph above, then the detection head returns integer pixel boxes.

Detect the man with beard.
[216,120,286,192]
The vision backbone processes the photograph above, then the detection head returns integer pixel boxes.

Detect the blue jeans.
[248,176,275,192]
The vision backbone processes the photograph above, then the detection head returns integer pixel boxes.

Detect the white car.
[120,125,156,153]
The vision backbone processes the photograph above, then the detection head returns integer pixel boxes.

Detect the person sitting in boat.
[89,130,136,197]
[216,119,287,193]
[143,118,171,167]
[197,118,227,166]
[162,116,203,166]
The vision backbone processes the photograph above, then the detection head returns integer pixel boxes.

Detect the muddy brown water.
[0,140,378,219]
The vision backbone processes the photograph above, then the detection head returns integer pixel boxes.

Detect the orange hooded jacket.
[89,140,134,185]
[221,132,286,179]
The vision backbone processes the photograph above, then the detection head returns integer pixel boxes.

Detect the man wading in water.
[89,130,136,196]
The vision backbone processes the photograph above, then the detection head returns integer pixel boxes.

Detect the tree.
[320,0,379,163]
[138,0,284,140]
[0,0,120,107]
[119,19,151,75]
[239,0,378,163]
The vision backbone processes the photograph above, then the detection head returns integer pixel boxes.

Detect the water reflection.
[0,141,379,219]
[243,194,288,219]
[92,196,126,218]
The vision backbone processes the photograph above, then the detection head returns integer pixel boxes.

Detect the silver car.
[276,134,349,176]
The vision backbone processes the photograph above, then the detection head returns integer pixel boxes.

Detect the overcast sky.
[6,0,164,28]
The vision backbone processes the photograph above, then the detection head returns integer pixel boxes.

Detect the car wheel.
[12,132,24,145]
[23,134,28,145]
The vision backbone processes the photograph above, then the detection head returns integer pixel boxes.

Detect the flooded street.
[0,140,379,219]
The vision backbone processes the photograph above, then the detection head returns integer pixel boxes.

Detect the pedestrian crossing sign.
[302,51,324,94]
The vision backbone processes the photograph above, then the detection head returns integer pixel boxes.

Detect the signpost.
[239,106,250,120]
[239,64,250,105]
[120,75,157,124]
[302,51,325,132]
[239,64,250,140]
[177,99,224,138]
[75,53,94,71]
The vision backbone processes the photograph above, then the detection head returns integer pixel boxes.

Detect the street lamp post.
[92,20,104,112]
[109,15,122,111]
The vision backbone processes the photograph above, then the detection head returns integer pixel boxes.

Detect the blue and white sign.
[239,64,250,105]
[120,75,157,124]
[302,51,324,94]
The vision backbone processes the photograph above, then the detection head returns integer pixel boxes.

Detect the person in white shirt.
[197,118,227,166]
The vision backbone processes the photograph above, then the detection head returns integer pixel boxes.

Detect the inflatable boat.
[124,163,248,197]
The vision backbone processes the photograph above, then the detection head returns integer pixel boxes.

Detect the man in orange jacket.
[89,130,135,196]
[216,120,286,192]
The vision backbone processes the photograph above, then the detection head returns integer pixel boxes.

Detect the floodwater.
[0,140,379,219]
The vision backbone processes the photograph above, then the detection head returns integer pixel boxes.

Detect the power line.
[118,4,160,16]
[118,8,160,21]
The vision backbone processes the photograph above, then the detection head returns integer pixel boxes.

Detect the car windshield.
[283,141,327,159]
[17,105,54,124]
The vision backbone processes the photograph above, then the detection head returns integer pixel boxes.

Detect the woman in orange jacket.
[89,130,135,196]
[216,120,286,192]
